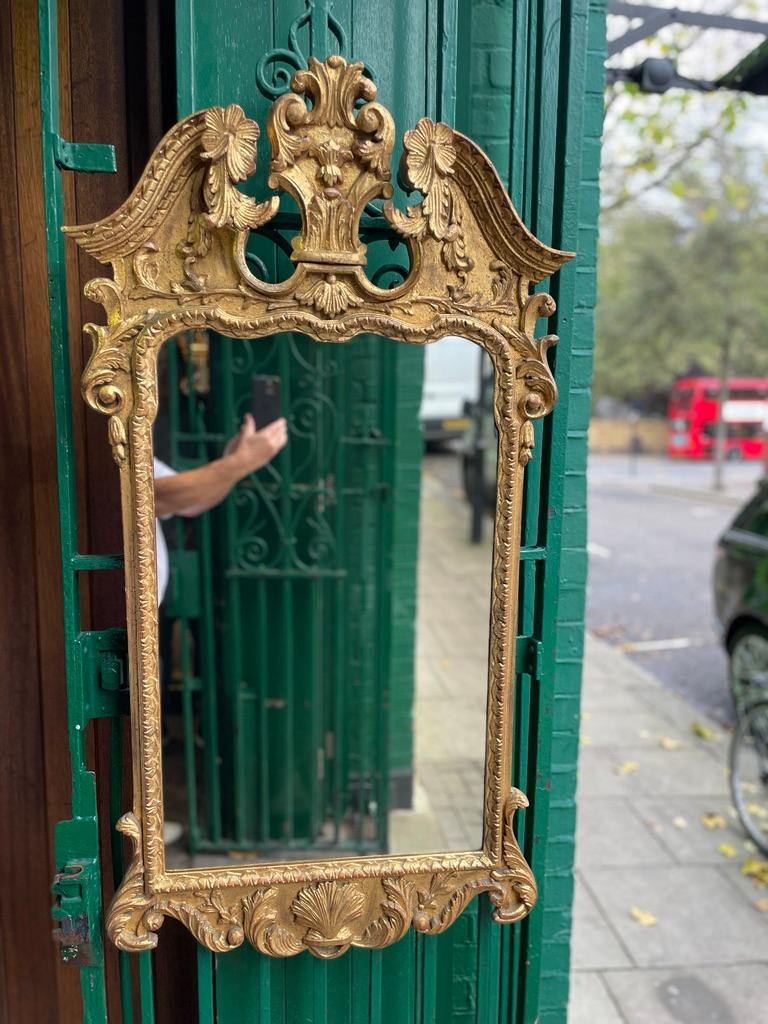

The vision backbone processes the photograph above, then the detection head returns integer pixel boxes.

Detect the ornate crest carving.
[65,55,573,958]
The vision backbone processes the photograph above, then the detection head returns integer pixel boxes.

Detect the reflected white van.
[420,336,482,446]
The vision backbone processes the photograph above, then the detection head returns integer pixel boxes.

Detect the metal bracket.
[51,133,117,173]
[607,2,768,59]
[51,859,100,965]
[516,635,544,681]
[606,2,768,93]
[76,628,129,719]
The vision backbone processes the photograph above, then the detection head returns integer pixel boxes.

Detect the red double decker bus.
[667,376,768,460]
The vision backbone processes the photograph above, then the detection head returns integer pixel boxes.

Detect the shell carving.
[291,882,367,954]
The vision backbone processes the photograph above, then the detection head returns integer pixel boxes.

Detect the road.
[425,450,765,726]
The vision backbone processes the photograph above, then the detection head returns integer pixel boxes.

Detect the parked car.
[714,478,768,707]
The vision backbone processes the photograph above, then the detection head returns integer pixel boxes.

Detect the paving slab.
[568,972,625,1024]
[571,875,633,971]
[632,795,746,865]
[581,864,768,967]
[575,798,673,868]
[577,745,727,800]
[603,964,768,1024]
[626,685,730,764]
[579,705,690,748]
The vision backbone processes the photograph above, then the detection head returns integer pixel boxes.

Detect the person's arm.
[154,414,287,518]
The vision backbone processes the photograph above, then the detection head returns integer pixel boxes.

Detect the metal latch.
[516,635,544,681]
[51,860,99,965]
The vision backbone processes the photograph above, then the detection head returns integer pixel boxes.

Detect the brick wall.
[539,2,606,1020]
[458,2,606,1020]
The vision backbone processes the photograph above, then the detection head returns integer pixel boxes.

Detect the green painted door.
[43,0,606,1020]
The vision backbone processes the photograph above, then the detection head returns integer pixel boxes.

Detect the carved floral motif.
[200,104,279,231]
[64,54,574,959]
[384,117,474,283]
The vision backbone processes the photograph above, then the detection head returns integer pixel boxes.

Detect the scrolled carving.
[66,54,573,959]
[106,814,159,952]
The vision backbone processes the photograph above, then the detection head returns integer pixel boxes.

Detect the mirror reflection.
[155,332,498,868]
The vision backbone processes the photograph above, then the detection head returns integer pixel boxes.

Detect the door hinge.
[51,859,100,965]
[516,635,544,681]
[51,133,117,173]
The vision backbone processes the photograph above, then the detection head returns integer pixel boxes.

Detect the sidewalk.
[588,453,763,509]
[570,635,768,1024]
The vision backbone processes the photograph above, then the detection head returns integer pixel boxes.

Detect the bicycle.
[730,698,768,856]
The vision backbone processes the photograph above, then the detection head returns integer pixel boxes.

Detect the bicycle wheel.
[730,699,768,855]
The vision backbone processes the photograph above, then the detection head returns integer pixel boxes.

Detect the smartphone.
[251,375,281,430]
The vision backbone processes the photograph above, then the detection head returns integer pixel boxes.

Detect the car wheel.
[729,623,768,710]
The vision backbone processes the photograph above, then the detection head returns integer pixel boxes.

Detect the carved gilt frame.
[65,55,573,958]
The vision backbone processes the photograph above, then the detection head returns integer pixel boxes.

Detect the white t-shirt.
[153,457,176,603]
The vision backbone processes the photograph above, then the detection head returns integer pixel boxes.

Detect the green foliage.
[594,153,768,410]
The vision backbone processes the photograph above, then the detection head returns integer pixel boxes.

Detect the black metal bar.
[608,2,768,59]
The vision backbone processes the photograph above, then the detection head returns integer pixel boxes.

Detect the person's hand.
[224,414,287,478]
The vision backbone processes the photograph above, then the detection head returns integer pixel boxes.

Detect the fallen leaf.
[580,734,592,746]
[615,760,639,776]
[741,858,768,887]
[629,906,658,927]
[754,898,768,913]
[746,802,768,820]
[672,816,688,829]
[638,729,651,740]
[700,813,726,830]
[718,843,738,859]
[658,736,683,750]
[742,782,759,795]
[690,721,716,741]
[581,711,592,722]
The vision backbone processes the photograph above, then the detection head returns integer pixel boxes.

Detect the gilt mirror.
[66,55,572,957]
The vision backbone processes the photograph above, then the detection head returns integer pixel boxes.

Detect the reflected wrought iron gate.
[159,324,411,855]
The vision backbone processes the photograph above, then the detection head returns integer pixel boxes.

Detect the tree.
[593,150,768,412]
[601,6,758,214]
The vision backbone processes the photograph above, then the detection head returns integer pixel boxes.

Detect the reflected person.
[154,413,287,602]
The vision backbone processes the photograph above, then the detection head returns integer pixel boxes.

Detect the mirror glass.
[156,331,498,868]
